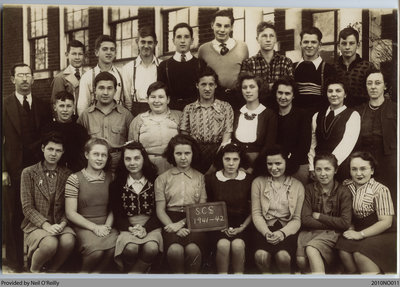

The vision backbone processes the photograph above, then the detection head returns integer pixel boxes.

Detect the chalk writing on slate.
[186,201,228,232]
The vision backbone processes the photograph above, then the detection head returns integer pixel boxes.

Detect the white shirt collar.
[212,38,236,51]
[299,56,323,69]
[173,51,193,62]
[215,170,246,182]
[240,103,266,115]
[326,105,347,116]
[15,92,32,107]
[127,175,147,186]
[135,55,160,67]
[66,65,83,75]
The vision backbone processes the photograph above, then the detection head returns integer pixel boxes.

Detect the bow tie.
[244,113,257,120]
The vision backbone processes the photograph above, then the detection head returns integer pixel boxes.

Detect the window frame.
[28,6,49,71]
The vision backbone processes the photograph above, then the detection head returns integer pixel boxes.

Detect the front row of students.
[20,132,396,274]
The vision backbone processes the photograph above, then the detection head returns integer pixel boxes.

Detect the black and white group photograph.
[1,1,398,281]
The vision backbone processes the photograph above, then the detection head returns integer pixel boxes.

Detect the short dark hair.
[212,9,234,26]
[94,72,117,89]
[324,76,349,97]
[67,39,85,53]
[138,26,157,42]
[271,76,299,99]
[339,27,359,43]
[256,21,276,36]
[114,141,158,184]
[214,143,249,171]
[197,66,218,83]
[147,81,169,98]
[349,151,379,176]
[10,63,32,77]
[255,145,297,177]
[53,91,75,105]
[95,35,116,50]
[237,72,263,92]
[173,22,193,39]
[300,26,323,42]
[365,68,386,84]
[314,153,338,171]
[41,130,65,148]
[163,134,201,168]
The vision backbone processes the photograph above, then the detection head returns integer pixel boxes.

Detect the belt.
[167,206,186,213]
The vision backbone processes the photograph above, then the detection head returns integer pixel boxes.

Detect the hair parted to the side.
[212,9,234,26]
[256,21,276,36]
[339,26,359,43]
[348,151,379,177]
[114,141,158,184]
[84,137,111,171]
[147,81,169,98]
[94,34,116,50]
[197,66,219,83]
[67,39,85,53]
[163,134,201,168]
[138,26,157,42]
[314,153,339,171]
[94,71,117,89]
[214,143,249,171]
[173,22,193,38]
[253,144,297,177]
[300,26,323,42]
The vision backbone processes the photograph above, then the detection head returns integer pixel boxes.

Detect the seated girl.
[65,138,118,273]
[205,143,253,274]
[296,153,352,274]
[110,142,162,273]
[155,134,207,273]
[21,132,76,273]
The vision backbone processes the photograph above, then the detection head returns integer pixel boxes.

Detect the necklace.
[368,102,381,111]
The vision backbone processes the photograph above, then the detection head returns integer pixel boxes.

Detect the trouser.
[3,179,25,271]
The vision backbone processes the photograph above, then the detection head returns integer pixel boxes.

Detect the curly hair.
[213,143,249,171]
[163,134,201,168]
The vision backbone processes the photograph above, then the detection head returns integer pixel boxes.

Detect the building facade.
[2,5,398,102]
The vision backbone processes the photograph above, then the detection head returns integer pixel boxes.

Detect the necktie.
[23,95,30,113]
[325,110,335,128]
[74,68,81,80]
[220,43,229,56]
[181,54,186,63]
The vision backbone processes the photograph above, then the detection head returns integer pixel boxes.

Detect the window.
[162,7,199,54]
[312,10,338,63]
[65,6,89,53]
[262,8,275,23]
[28,6,48,70]
[232,8,245,42]
[109,7,139,60]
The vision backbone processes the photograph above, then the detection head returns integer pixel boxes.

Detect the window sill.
[33,70,52,80]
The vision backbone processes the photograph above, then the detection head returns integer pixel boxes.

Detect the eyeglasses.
[15,73,33,78]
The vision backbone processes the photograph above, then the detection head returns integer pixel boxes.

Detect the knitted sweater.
[198,40,249,89]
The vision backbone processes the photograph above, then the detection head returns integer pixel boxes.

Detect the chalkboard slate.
[186,201,228,232]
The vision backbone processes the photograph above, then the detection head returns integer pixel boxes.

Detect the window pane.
[116,41,122,59]
[168,11,177,31]
[263,14,274,23]
[36,21,43,37]
[31,22,36,37]
[74,30,84,43]
[67,12,73,30]
[36,8,42,20]
[111,7,119,21]
[176,8,188,23]
[189,7,198,26]
[129,7,138,17]
[168,31,174,52]
[313,11,335,43]
[43,19,47,35]
[74,9,82,29]
[119,7,129,19]
[30,8,35,21]
[233,7,244,19]
[122,21,132,39]
[121,39,133,58]
[82,9,88,27]
[263,7,274,14]
[320,44,335,63]
[192,27,199,48]
[233,19,245,41]
[42,8,47,19]
[132,20,138,38]
[116,23,122,40]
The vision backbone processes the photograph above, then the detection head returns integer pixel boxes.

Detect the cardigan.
[301,181,352,231]
[20,162,72,234]
[251,176,304,237]
[232,105,277,155]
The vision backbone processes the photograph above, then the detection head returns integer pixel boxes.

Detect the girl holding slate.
[205,143,253,274]
[155,134,207,273]
[110,142,162,273]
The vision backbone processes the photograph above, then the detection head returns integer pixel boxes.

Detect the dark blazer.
[2,93,51,181]
[20,162,72,233]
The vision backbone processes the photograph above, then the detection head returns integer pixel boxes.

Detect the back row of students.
[21,131,396,274]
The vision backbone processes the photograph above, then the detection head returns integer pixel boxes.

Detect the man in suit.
[2,63,52,271]
[51,40,88,110]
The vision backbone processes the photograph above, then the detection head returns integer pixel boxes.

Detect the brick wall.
[138,7,155,30]
[275,9,294,52]
[88,7,104,66]
[198,8,219,45]
[2,6,24,98]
